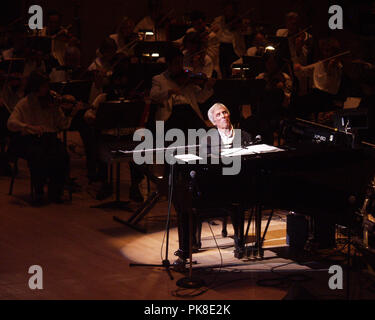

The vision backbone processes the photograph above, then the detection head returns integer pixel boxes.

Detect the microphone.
[189,170,201,198]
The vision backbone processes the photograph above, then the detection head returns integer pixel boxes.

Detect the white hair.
[207,103,230,125]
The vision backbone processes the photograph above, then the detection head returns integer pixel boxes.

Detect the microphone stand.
[121,149,179,281]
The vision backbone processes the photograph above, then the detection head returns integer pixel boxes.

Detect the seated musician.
[134,0,168,41]
[182,32,213,78]
[207,102,253,149]
[150,45,215,131]
[276,12,312,66]
[7,71,73,204]
[1,23,28,60]
[241,52,292,144]
[174,10,220,78]
[174,102,253,265]
[0,66,25,176]
[49,45,84,82]
[87,37,117,104]
[231,31,267,69]
[36,10,72,66]
[110,17,138,57]
[293,37,348,120]
[85,61,144,202]
[211,1,246,78]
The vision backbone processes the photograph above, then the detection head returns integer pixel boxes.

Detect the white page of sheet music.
[220,148,256,157]
[246,144,284,153]
[174,154,204,162]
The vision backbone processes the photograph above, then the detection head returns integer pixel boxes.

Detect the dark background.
[3,0,375,66]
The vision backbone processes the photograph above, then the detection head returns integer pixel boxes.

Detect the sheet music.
[174,154,203,162]
[220,148,256,157]
[246,144,284,154]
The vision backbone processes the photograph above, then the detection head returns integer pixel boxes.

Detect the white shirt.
[175,26,221,78]
[276,28,312,65]
[183,50,214,78]
[218,126,235,148]
[7,94,71,133]
[296,61,343,95]
[150,71,214,121]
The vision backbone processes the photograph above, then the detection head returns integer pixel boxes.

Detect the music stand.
[242,56,266,78]
[91,100,145,211]
[266,36,291,61]
[134,41,171,60]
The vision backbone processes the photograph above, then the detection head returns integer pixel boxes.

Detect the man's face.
[213,106,231,130]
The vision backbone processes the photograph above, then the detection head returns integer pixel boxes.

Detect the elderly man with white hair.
[207,103,253,150]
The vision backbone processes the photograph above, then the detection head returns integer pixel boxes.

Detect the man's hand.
[168,88,182,97]
[294,63,303,73]
[25,125,44,136]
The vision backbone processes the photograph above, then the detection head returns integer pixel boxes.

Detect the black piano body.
[173,142,375,258]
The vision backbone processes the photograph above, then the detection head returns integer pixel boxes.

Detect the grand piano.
[172,119,375,260]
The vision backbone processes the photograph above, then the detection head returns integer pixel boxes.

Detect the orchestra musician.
[242,52,292,145]
[231,31,267,68]
[7,71,73,205]
[174,10,221,78]
[150,45,215,132]
[1,23,28,60]
[134,0,168,41]
[85,60,144,201]
[276,11,312,66]
[293,37,348,119]
[49,45,84,82]
[109,17,138,57]
[87,37,117,103]
[211,1,246,79]
[182,32,214,78]
[35,10,73,66]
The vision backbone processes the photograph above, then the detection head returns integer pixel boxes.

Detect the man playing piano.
[173,103,254,267]
[207,102,253,149]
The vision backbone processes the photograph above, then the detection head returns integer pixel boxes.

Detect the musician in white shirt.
[276,12,312,67]
[293,38,346,118]
[134,0,167,41]
[174,11,221,78]
[150,46,215,130]
[182,32,214,78]
[211,1,246,78]
[109,17,137,56]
